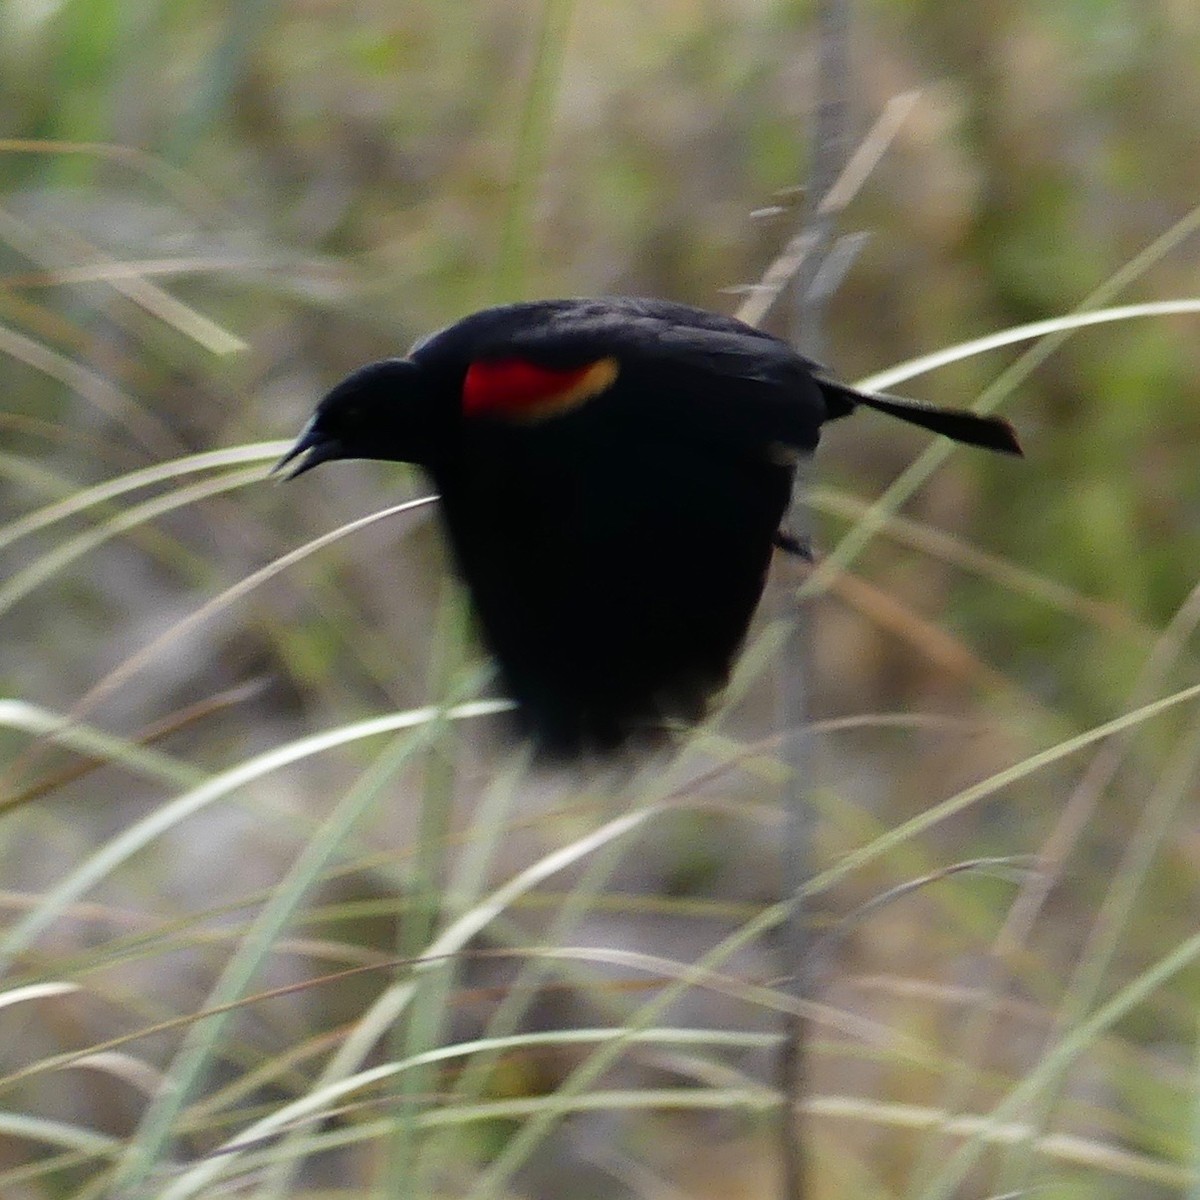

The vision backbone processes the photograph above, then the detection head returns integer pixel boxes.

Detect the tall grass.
[3,3,1200,1198]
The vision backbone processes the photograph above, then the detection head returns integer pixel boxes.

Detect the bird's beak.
[272,423,343,480]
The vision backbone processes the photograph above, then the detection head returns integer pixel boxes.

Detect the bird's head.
[276,358,455,478]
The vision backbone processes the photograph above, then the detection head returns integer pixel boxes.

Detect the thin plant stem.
[777,3,853,1198]
[384,581,470,1200]
[493,0,576,304]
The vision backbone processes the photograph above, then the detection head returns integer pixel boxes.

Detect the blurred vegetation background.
[2,0,1200,1196]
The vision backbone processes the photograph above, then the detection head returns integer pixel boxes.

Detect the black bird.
[279,297,1020,754]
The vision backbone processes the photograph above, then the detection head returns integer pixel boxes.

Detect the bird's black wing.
[425,297,828,454]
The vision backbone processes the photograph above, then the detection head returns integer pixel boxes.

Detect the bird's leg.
[773,529,814,560]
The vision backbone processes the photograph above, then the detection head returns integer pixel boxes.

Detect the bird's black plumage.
[280,297,1020,754]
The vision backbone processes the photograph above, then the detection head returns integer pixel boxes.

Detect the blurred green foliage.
[2,0,1200,1196]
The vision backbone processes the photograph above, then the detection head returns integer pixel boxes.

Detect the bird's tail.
[819,379,1022,456]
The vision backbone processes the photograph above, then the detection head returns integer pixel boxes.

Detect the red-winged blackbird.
[279,297,1020,754]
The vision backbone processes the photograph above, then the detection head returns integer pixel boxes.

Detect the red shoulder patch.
[463,357,619,422]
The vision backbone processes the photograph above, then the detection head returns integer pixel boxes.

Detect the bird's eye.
[338,404,365,430]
